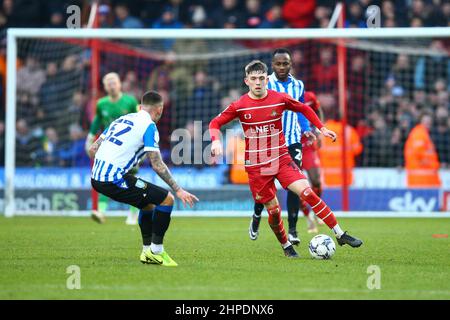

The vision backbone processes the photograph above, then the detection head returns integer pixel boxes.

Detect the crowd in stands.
[0,0,448,171]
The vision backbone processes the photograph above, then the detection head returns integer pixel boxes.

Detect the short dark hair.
[141,90,163,106]
[245,60,268,75]
[272,48,292,59]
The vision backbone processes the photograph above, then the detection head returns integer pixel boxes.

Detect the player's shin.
[253,202,264,229]
[138,209,154,248]
[300,187,344,238]
[151,205,173,254]
[286,191,300,232]
[267,205,289,247]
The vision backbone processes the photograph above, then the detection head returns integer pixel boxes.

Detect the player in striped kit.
[249,48,318,244]
[209,60,363,258]
[89,91,198,266]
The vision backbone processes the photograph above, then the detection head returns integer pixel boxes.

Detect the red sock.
[300,199,309,217]
[313,185,322,198]
[267,205,288,245]
[300,187,337,229]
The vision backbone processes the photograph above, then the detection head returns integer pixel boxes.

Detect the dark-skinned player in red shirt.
[209,61,363,258]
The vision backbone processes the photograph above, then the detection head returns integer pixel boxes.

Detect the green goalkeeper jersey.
[89,94,139,135]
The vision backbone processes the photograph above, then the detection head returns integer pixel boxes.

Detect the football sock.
[332,225,345,238]
[143,245,151,251]
[152,205,173,245]
[253,203,264,230]
[150,243,163,254]
[267,205,288,245]
[300,199,310,217]
[300,187,339,231]
[129,205,138,214]
[282,241,292,249]
[138,209,154,246]
[254,202,264,216]
[287,191,299,232]
[313,185,322,198]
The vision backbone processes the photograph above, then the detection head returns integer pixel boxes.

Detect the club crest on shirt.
[135,179,147,189]
[271,110,279,117]
[244,114,252,120]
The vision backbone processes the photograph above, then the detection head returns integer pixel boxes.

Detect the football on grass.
[308,234,336,259]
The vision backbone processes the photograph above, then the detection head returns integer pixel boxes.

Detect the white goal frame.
[5,27,450,217]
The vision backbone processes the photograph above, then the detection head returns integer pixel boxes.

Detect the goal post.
[5,27,450,218]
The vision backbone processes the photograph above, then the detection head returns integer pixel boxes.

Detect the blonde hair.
[102,72,121,84]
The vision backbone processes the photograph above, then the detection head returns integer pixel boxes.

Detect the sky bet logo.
[388,192,437,212]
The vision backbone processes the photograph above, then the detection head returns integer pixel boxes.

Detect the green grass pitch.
[0,216,449,299]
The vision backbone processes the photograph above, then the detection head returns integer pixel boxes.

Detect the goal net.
[4,28,450,217]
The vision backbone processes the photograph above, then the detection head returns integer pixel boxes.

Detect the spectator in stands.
[122,70,142,100]
[47,9,65,28]
[347,54,367,125]
[17,91,41,125]
[414,40,449,93]
[311,46,338,93]
[362,115,394,167]
[34,127,64,167]
[211,0,244,28]
[318,108,363,186]
[152,7,183,50]
[409,0,431,26]
[17,56,46,97]
[2,0,46,28]
[16,118,41,167]
[259,4,285,28]
[114,3,144,28]
[39,62,61,121]
[58,54,81,115]
[59,124,90,167]
[0,120,4,166]
[152,6,183,29]
[431,107,450,168]
[345,1,366,28]
[98,4,114,28]
[443,1,450,26]
[66,91,89,131]
[189,4,208,28]
[404,110,441,186]
[186,70,219,128]
[387,54,414,97]
[312,2,333,28]
[381,1,398,26]
[163,0,194,26]
[282,0,315,28]
[147,51,190,102]
[242,0,265,28]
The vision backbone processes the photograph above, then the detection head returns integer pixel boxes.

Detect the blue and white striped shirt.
[92,110,159,184]
[267,73,310,146]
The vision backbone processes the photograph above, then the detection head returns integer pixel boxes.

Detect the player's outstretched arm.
[85,133,96,155]
[88,137,104,159]
[148,151,199,208]
[208,103,238,157]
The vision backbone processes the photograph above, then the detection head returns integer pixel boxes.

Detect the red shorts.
[246,154,307,204]
[301,145,321,171]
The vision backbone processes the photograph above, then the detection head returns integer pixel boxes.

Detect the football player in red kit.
[209,60,363,257]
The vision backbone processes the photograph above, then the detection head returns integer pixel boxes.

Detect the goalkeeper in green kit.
[85,72,139,225]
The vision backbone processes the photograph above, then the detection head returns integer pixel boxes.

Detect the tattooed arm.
[148,150,180,192]
[88,137,104,159]
[147,150,199,207]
